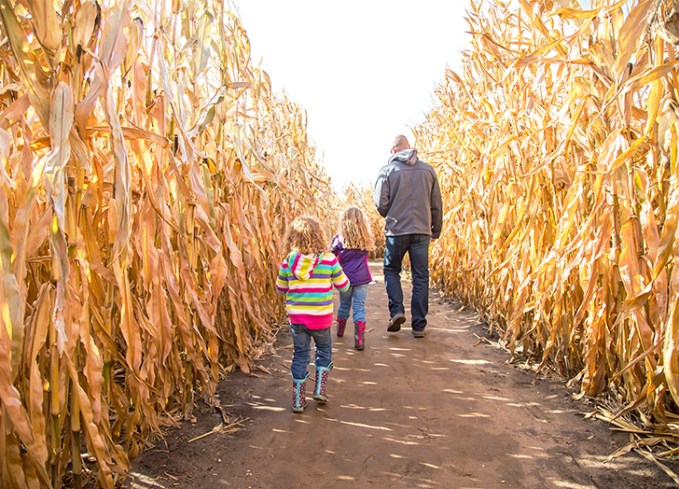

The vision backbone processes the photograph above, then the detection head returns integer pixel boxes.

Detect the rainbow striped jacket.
[275,251,350,329]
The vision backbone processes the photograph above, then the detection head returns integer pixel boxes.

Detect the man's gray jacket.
[373,148,443,239]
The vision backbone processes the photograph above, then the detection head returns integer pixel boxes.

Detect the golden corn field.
[0,0,334,486]
[5,0,679,486]
[417,0,679,456]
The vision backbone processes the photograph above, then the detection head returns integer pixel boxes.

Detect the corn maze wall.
[0,0,333,487]
[6,0,679,486]
[416,0,679,453]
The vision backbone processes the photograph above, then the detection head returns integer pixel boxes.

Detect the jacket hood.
[287,251,320,280]
[389,148,418,166]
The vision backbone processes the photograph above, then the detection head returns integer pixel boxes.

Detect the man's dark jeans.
[383,234,430,331]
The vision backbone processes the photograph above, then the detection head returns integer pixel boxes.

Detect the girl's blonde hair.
[284,216,327,255]
[338,207,374,251]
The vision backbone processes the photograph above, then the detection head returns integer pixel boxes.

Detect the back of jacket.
[373,148,443,238]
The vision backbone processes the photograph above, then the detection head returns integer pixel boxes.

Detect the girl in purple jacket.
[331,207,374,350]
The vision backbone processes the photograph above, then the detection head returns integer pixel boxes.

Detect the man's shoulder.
[377,162,396,177]
[415,159,439,175]
[392,159,435,172]
[379,159,434,177]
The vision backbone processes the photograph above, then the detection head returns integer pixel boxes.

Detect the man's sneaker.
[387,313,406,332]
[412,329,426,338]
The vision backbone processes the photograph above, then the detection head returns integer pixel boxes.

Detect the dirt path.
[126,262,674,488]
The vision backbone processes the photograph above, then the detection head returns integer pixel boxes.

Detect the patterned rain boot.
[354,321,366,350]
[336,318,347,337]
[313,364,333,403]
[292,373,309,413]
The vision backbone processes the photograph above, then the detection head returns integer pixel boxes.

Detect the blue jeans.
[337,284,369,323]
[290,324,332,380]
[383,234,430,330]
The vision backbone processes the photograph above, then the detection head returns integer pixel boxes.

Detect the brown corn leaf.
[25,0,62,53]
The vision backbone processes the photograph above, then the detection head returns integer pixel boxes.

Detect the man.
[373,135,443,338]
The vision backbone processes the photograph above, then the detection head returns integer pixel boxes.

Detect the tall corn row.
[0,0,329,487]
[416,0,679,443]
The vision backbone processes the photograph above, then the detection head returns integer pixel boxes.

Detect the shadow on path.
[126,262,674,489]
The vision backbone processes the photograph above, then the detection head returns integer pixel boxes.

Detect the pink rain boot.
[336,318,347,337]
[354,321,366,350]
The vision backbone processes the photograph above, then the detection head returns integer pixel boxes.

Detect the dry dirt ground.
[125,262,677,489]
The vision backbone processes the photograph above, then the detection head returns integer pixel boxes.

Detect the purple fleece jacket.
[331,235,373,287]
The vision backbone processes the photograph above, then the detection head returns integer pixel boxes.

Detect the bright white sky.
[231,1,472,193]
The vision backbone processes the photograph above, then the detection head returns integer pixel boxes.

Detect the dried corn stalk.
[416,0,679,448]
[0,0,330,487]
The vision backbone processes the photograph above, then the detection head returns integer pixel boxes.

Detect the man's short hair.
[391,135,410,153]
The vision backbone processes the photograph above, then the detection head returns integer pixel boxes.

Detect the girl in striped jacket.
[276,216,350,413]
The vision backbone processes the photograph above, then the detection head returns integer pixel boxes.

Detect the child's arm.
[330,235,342,255]
[330,257,350,292]
[275,262,289,294]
